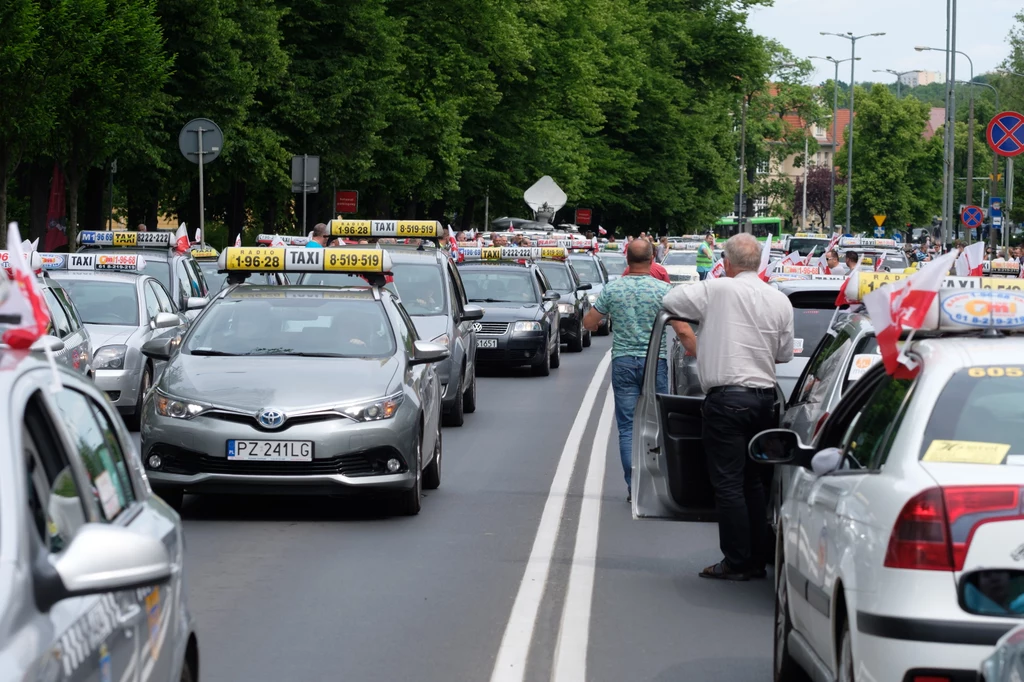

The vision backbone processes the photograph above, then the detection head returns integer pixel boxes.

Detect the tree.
[794,166,839,227]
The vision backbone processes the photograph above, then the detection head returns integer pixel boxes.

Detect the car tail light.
[884,486,1024,571]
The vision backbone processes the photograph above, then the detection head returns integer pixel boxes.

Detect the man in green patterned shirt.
[584,240,671,500]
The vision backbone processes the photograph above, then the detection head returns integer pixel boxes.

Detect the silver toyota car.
[0,347,199,682]
[47,255,190,429]
[140,246,448,516]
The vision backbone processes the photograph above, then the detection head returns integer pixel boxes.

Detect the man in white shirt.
[662,233,794,581]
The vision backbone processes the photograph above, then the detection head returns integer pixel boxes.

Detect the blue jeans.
[612,356,668,490]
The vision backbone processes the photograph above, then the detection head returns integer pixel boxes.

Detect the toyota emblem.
[473,322,483,333]
[258,409,286,429]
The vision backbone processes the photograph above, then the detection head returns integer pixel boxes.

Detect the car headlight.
[339,393,404,421]
[513,321,543,332]
[431,334,450,348]
[93,345,128,370]
[154,392,208,419]
[587,294,598,304]
[557,303,573,314]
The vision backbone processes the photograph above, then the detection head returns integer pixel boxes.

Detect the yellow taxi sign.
[461,246,553,261]
[329,219,442,239]
[853,271,1024,301]
[539,247,567,260]
[77,230,171,248]
[219,246,392,273]
[189,246,219,259]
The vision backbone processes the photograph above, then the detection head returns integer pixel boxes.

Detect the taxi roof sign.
[793,232,828,238]
[839,236,897,249]
[847,271,1024,304]
[39,252,147,272]
[77,230,171,248]
[218,246,393,274]
[189,245,219,259]
[256,234,308,246]
[329,219,442,239]
[460,246,566,262]
[0,250,43,271]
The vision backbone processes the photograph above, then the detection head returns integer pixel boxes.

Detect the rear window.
[920,366,1024,464]
[788,238,830,256]
[788,291,844,357]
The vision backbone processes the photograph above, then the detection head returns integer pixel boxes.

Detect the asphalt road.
[149,336,774,682]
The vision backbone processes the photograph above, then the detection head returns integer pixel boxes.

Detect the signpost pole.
[801,136,808,228]
[197,127,205,239]
[302,154,308,234]
[485,187,489,231]
[108,160,116,231]
[1007,157,1014,252]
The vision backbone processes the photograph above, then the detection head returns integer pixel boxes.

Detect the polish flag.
[874,256,884,272]
[707,259,726,279]
[954,241,985,277]
[270,235,286,247]
[194,228,202,245]
[757,234,773,281]
[173,223,190,253]
[234,233,242,247]
[508,221,514,232]
[816,251,830,274]
[802,246,817,266]
[0,224,50,349]
[834,271,854,306]
[862,250,958,376]
[598,226,607,235]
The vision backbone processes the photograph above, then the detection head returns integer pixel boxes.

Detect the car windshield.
[569,257,602,284]
[598,254,626,272]
[55,279,139,326]
[185,296,395,358]
[383,263,446,315]
[920,367,1024,462]
[536,262,573,293]
[459,270,538,303]
[198,261,227,292]
[662,252,698,266]
[789,238,830,257]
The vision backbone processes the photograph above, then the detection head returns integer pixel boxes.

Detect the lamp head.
[914,46,930,52]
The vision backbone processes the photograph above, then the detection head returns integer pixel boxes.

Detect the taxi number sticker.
[113,232,137,246]
[395,222,437,237]
[324,251,383,271]
[539,247,566,260]
[227,247,284,271]
[922,440,1011,465]
[967,366,1024,377]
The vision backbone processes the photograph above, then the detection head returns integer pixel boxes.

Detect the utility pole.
[801,136,809,228]
[811,55,860,231]
[737,94,748,231]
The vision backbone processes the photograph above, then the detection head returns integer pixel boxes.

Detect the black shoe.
[750,568,768,579]
[627,493,632,503]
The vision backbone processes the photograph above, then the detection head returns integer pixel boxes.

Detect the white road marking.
[551,389,613,681]
[488,351,612,682]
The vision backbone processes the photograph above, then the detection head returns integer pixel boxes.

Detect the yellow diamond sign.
[873,214,886,227]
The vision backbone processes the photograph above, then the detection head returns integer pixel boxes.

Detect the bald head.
[626,238,653,266]
[723,233,761,273]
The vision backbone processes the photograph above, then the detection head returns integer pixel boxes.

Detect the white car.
[660,249,700,284]
[751,283,1024,682]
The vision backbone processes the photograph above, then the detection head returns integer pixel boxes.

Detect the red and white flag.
[757,234,773,281]
[816,251,830,274]
[598,225,607,235]
[270,235,286,247]
[862,250,958,376]
[173,223,190,253]
[954,241,985,277]
[802,246,817,266]
[234,233,242,247]
[508,221,514,233]
[0,224,50,349]
[874,256,884,272]
[194,228,202,245]
[834,271,854,306]
[707,259,726,279]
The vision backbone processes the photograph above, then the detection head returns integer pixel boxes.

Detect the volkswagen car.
[536,256,592,352]
[568,251,610,335]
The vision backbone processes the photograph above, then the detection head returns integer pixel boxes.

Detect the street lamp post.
[822,32,886,232]
[918,45,973,241]
[810,55,861,232]
[871,69,923,98]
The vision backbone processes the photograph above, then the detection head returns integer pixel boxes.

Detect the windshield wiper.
[259,351,348,358]
[190,349,242,356]
[472,298,516,303]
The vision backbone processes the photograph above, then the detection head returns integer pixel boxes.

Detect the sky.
[748,0,1021,85]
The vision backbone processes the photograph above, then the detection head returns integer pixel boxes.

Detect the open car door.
[632,310,785,520]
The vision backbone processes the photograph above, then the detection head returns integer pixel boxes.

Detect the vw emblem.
[258,409,286,429]
[473,322,483,333]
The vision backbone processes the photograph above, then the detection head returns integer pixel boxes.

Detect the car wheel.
[598,319,610,336]
[442,373,465,427]
[463,368,477,414]
[126,364,152,431]
[568,322,584,352]
[838,618,854,682]
[397,433,422,516]
[582,328,592,348]
[180,658,196,682]
[550,334,561,368]
[423,424,442,490]
[773,545,808,682]
[531,338,551,376]
[156,488,184,513]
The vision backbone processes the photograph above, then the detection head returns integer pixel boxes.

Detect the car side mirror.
[577,282,593,291]
[186,296,208,311]
[141,337,174,361]
[151,312,180,330]
[34,524,172,613]
[958,569,1024,617]
[30,335,65,353]
[410,340,450,365]
[462,305,484,322]
[748,428,815,467]
[543,290,561,302]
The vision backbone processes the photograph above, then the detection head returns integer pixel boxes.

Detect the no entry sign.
[987,112,1024,157]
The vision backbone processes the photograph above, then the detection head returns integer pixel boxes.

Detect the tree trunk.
[0,166,8,242]
[187,177,200,239]
[66,167,81,248]
[745,163,757,219]
[83,166,105,231]
[403,198,417,219]
[226,179,247,246]
[28,161,49,242]
[460,197,476,231]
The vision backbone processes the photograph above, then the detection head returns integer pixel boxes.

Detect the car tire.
[463,368,477,413]
[568,322,584,352]
[156,488,184,513]
[398,433,422,516]
[180,658,196,682]
[838,618,854,682]
[582,328,592,348]
[126,364,152,431]
[773,544,808,682]
[423,424,442,490]
[598,319,610,336]
[443,374,465,427]
[531,339,551,376]
[550,334,561,369]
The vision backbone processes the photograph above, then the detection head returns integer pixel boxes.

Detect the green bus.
[714,216,782,239]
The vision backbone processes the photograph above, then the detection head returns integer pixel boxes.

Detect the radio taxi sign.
[329,219,442,239]
[219,246,390,273]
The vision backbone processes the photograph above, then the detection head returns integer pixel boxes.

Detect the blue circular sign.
[987,112,1024,158]
[961,205,984,228]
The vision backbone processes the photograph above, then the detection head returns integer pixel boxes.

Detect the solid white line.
[551,389,614,681]
[489,350,612,682]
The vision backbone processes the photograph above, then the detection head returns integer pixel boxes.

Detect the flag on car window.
[174,223,190,253]
[757,234,773,281]
[0,223,50,349]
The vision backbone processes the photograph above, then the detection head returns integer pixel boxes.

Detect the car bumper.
[854,611,1014,682]
[141,401,420,496]
[94,368,143,412]
[475,331,546,366]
